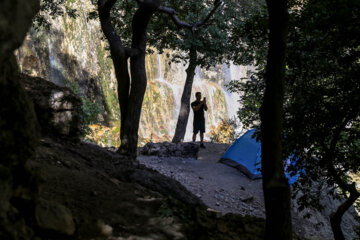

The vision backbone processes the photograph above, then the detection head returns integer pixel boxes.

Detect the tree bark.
[324,123,360,240]
[98,0,131,152]
[119,1,160,157]
[260,0,292,239]
[0,0,40,237]
[99,0,160,157]
[172,47,197,143]
[330,184,360,240]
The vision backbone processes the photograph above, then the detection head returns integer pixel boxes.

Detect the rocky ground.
[137,142,359,240]
[28,138,270,240]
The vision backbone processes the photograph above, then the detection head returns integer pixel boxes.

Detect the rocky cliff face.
[16,0,253,145]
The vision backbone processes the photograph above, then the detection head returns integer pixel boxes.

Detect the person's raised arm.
[204,99,208,111]
[192,102,203,111]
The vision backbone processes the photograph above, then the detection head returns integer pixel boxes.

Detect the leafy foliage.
[106,0,245,68]
[209,118,239,144]
[32,0,78,31]
[66,81,101,136]
[229,0,360,214]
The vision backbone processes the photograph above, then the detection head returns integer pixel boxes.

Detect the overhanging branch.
[158,0,224,32]
[158,6,193,30]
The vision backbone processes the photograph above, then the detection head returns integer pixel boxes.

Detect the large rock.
[141,142,199,158]
[35,199,76,236]
[21,74,82,140]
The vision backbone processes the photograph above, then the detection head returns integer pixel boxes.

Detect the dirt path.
[137,142,358,240]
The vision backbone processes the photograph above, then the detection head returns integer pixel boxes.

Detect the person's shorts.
[193,119,205,134]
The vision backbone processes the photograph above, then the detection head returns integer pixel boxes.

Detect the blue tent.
[219,129,299,184]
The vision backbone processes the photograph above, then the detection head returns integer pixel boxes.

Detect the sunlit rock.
[21,74,82,140]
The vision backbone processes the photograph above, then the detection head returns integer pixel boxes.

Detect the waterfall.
[47,29,66,87]
[79,0,98,77]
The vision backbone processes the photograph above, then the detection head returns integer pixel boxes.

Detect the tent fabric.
[219,129,299,184]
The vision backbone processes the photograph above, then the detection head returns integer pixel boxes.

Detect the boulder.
[21,74,82,140]
[35,199,75,236]
[141,142,199,158]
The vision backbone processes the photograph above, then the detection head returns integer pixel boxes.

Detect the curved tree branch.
[98,0,139,57]
[98,0,126,56]
[158,0,224,32]
[324,108,360,240]
[326,108,359,193]
[157,6,193,30]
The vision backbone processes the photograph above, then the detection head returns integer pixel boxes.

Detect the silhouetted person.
[191,92,208,148]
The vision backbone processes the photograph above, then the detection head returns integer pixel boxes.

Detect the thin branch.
[157,6,193,30]
[193,0,224,30]
[158,0,224,32]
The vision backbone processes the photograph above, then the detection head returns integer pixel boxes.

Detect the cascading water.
[47,28,66,87]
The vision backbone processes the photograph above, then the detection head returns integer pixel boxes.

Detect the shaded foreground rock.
[21,74,82,140]
[142,142,199,158]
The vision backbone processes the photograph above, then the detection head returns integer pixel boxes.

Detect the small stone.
[198,176,203,179]
[240,196,254,203]
[97,219,113,237]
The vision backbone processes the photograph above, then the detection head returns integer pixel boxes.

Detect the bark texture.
[172,47,197,143]
[260,0,292,239]
[325,121,360,240]
[0,0,40,238]
[98,0,159,157]
[330,186,359,240]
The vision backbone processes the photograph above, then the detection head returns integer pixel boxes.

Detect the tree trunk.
[325,140,360,240]
[119,1,160,157]
[172,47,197,143]
[260,0,292,239]
[330,185,360,240]
[0,0,40,237]
[98,0,131,153]
[99,0,160,157]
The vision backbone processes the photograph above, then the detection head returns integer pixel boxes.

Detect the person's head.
[195,92,201,101]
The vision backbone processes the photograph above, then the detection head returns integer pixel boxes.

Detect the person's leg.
[200,132,204,143]
[199,120,206,148]
[193,120,199,142]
